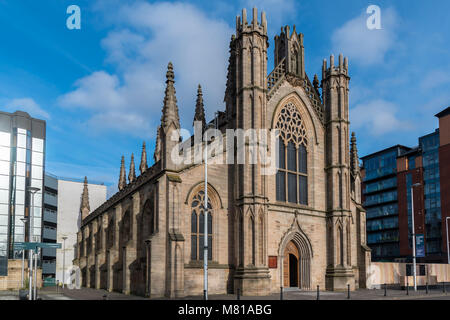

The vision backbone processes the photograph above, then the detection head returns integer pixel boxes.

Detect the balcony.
[43,227,57,240]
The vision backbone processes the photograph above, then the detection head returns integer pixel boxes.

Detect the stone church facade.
[74,8,371,297]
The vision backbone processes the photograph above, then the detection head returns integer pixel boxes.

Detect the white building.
[55,177,106,284]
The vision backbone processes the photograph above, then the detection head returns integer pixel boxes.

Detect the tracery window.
[190,190,212,261]
[276,102,308,205]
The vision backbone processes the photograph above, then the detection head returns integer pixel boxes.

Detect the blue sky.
[0,0,449,196]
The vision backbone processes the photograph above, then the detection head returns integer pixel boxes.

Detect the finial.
[154,126,161,162]
[252,7,257,26]
[81,176,90,211]
[161,61,180,130]
[236,15,240,33]
[80,176,90,220]
[166,62,174,82]
[242,8,247,25]
[261,11,267,32]
[350,132,360,173]
[330,54,334,68]
[118,155,126,191]
[128,153,136,183]
[339,53,343,71]
[313,74,319,92]
[344,57,349,71]
[285,25,290,38]
[140,141,148,174]
[194,84,206,132]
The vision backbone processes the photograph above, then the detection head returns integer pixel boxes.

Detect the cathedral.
[74,8,371,297]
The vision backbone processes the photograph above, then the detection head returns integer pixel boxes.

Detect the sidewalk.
[2,285,450,300]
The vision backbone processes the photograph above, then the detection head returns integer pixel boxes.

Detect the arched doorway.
[289,254,298,287]
[283,240,300,287]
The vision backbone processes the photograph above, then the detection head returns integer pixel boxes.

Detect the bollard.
[317,285,320,300]
[406,283,409,295]
[384,283,387,297]
[426,282,428,294]
[203,290,207,300]
[280,287,283,300]
[347,284,350,299]
[443,282,446,293]
[237,288,240,300]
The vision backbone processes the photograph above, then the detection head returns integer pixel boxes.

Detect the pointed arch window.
[190,190,213,261]
[275,102,308,205]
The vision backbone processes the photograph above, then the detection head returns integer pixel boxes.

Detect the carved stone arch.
[278,213,313,290]
[184,181,223,209]
[248,214,256,266]
[335,220,344,266]
[271,91,319,146]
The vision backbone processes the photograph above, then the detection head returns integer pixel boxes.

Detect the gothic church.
[74,8,371,297]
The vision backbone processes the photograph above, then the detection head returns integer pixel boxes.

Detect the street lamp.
[62,236,67,289]
[27,186,40,300]
[20,217,28,288]
[410,182,421,292]
[203,122,215,301]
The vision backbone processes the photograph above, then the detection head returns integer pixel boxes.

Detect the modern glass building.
[361,145,411,261]
[420,131,442,257]
[42,173,58,279]
[0,111,45,275]
[362,106,450,263]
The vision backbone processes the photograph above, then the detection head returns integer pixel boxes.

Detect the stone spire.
[193,84,206,132]
[128,153,136,183]
[350,132,360,174]
[160,62,180,131]
[139,141,148,174]
[118,155,126,191]
[80,176,90,220]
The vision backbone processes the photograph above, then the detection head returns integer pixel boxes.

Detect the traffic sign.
[13,242,62,252]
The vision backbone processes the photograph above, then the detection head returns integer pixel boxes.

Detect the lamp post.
[203,122,215,301]
[20,217,27,288]
[446,217,450,265]
[34,247,38,300]
[411,182,421,292]
[62,236,67,289]
[27,186,40,300]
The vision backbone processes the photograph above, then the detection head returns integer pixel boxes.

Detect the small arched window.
[190,190,212,261]
[276,102,308,205]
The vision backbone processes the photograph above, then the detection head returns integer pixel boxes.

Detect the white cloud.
[350,99,412,136]
[58,1,233,137]
[420,69,450,90]
[332,7,397,66]
[5,98,51,119]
